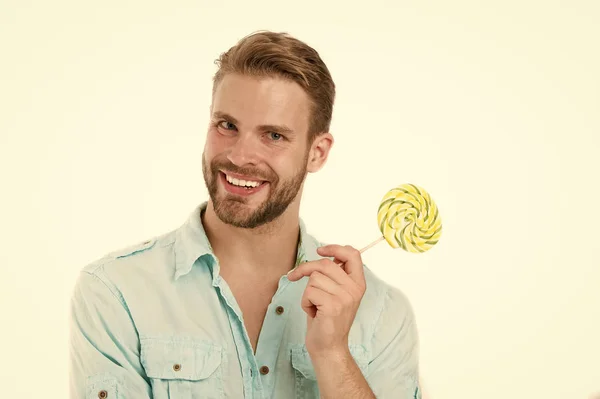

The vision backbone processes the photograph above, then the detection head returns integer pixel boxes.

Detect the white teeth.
[225,174,261,188]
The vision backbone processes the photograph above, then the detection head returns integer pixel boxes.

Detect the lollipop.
[358,183,442,255]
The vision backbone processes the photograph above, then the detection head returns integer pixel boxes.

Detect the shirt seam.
[371,281,388,340]
[84,233,174,274]
[82,268,127,308]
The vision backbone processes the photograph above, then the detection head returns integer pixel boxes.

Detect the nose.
[227,132,261,166]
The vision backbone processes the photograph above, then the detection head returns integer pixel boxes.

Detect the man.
[69,30,422,398]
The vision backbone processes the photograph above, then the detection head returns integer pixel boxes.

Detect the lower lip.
[219,172,268,196]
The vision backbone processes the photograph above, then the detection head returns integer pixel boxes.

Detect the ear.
[306,132,334,173]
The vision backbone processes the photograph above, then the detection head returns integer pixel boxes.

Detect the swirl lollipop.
[358,183,442,254]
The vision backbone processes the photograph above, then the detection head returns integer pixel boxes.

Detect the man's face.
[202,73,312,229]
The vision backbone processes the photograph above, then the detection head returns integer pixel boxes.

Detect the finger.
[288,258,350,285]
[317,244,358,263]
[307,271,347,297]
[301,286,333,318]
[317,245,365,281]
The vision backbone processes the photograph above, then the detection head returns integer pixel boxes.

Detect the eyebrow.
[212,111,295,135]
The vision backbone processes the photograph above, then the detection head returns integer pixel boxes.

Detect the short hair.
[212,31,336,143]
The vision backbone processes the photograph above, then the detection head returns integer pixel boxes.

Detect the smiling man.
[69,31,422,399]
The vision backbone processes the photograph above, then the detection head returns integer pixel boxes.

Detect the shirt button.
[98,390,108,398]
[275,306,284,315]
[260,365,270,375]
[173,364,181,371]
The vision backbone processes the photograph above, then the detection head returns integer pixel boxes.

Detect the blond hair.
[213,31,335,142]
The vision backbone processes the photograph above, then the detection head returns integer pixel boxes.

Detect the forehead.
[212,73,311,133]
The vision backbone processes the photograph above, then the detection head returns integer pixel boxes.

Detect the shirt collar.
[173,202,319,280]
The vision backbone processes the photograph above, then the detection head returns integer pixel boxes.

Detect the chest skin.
[219,267,282,354]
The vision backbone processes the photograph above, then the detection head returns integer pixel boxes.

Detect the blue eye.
[269,132,283,141]
[218,121,236,130]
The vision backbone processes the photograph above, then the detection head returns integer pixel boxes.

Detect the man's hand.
[287,244,367,356]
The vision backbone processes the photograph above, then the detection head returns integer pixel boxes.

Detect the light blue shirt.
[69,202,421,398]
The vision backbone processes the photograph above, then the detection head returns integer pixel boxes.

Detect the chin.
[212,195,260,221]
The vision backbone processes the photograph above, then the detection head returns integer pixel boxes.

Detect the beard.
[202,152,308,229]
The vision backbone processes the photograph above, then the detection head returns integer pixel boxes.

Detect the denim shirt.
[69,202,421,398]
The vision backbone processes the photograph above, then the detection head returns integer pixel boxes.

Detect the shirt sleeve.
[366,285,422,399]
[69,269,152,399]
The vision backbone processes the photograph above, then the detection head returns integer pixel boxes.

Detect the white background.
[1,1,599,397]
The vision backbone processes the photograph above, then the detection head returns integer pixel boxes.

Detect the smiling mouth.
[220,171,267,189]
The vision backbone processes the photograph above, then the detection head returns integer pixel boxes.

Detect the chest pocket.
[290,344,370,399]
[140,337,225,399]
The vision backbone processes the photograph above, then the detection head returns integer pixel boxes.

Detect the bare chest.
[222,275,279,354]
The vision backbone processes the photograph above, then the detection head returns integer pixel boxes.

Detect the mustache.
[211,160,275,182]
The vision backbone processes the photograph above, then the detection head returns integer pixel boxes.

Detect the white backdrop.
[1,1,599,397]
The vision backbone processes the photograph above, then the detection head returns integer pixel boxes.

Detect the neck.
[201,200,301,277]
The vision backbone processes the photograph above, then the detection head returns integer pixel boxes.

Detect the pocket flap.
[290,344,369,380]
[86,373,120,399]
[140,337,222,381]
[290,347,317,380]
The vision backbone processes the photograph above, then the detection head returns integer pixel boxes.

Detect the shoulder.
[81,237,157,274]
[79,231,175,278]
[361,266,416,324]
